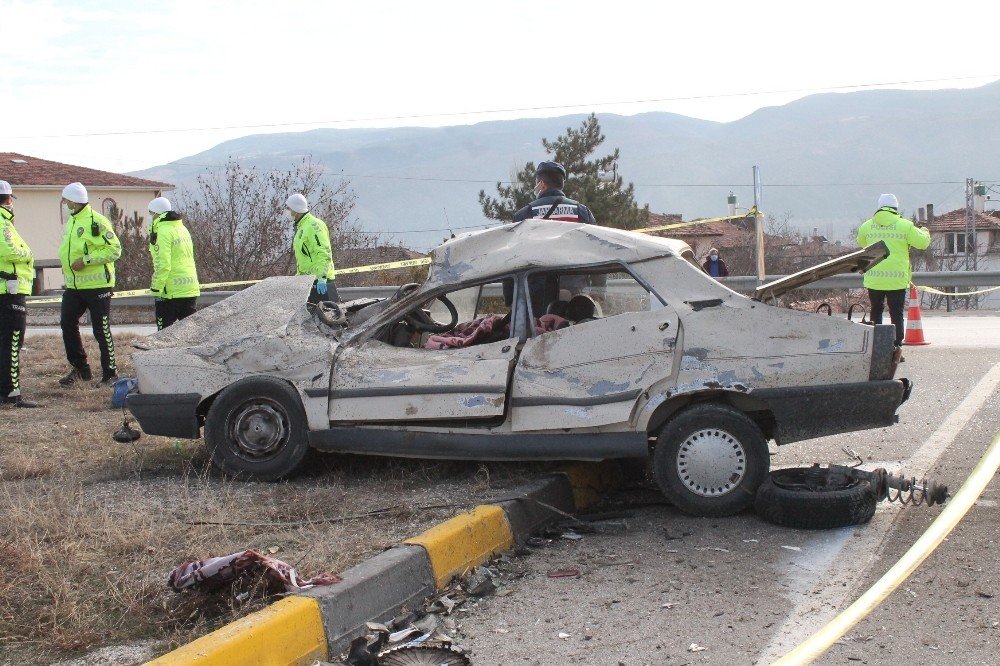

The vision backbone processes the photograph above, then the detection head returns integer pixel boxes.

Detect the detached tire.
[653,403,770,517]
[754,467,877,529]
[204,376,310,481]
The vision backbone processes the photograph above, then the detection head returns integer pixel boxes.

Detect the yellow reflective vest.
[856,207,930,290]
[293,213,336,280]
[0,206,34,295]
[59,205,122,289]
[149,213,200,298]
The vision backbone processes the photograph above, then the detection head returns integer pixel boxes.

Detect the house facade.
[1,153,173,290]
[924,205,1000,308]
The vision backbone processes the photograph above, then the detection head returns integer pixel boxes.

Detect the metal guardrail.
[25,271,1000,309]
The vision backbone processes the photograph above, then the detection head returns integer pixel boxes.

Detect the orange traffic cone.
[903,286,930,346]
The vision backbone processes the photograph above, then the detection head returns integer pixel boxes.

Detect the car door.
[510,294,679,431]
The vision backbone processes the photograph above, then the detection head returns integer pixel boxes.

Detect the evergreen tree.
[478,114,649,230]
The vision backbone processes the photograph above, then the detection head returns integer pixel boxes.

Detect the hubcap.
[230,400,288,460]
[676,428,747,497]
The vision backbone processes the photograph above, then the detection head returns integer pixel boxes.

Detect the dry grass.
[1,334,549,664]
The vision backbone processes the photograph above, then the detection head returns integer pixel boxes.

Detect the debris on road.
[167,549,341,593]
[688,642,708,652]
[546,568,581,578]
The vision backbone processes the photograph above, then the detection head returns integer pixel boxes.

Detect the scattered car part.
[755,465,877,529]
[167,549,340,593]
[755,463,949,529]
[113,414,141,443]
[311,300,348,327]
[378,644,471,666]
[654,402,770,516]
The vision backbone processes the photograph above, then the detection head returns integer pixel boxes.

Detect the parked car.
[127,219,908,517]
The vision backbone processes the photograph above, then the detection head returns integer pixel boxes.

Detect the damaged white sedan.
[128,219,908,517]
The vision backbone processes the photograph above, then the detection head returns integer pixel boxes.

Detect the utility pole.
[753,165,765,281]
[964,178,974,271]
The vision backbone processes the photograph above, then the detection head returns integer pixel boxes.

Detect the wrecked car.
[127,219,909,517]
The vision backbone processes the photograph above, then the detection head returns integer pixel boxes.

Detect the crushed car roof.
[425,219,694,286]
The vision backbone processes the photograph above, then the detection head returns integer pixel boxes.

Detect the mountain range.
[134,81,1000,251]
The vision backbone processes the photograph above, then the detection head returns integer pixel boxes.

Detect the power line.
[4,74,997,140]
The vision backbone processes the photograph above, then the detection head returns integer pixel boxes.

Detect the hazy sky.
[2,0,997,173]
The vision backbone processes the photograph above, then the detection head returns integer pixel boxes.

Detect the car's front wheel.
[653,403,770,517]
[204,376,310,481]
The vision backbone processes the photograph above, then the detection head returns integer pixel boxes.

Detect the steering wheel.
[392,282,421,301]
[404,294,459,333]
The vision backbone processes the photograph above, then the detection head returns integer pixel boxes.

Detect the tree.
[109,204,151,290]
[173,158,364,283]
[479,114,649,230]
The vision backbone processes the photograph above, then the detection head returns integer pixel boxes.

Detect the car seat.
[566,294,598,323]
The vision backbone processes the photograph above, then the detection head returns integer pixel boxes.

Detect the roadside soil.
[0,335,549,665]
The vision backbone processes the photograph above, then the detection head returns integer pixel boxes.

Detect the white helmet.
[148,197,172,215]
[62,182,89,204]
[0,180,12,196]
[285,193,309,214]
[876,193,899,209]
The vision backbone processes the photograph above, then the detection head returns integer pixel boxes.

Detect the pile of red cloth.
[167,550,341,593]
[424,313,570,350]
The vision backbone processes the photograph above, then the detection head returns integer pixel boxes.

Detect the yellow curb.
[562,461,623,510]
[405,505,514,588]
[145,596,327,666]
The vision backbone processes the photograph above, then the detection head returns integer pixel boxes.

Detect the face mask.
[533,180,545,196]
[64,203,75,216]
[710,255,718,261]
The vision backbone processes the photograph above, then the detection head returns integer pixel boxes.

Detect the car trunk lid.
[751,241,889,302]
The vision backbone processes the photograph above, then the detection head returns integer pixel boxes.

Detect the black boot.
[59,365,93,386]
[1,395,39,408]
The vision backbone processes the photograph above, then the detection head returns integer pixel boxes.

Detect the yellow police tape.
[914,283,1000,298]
[772,427,1000,665]
[26,257,434,305]
[634,207,761,235]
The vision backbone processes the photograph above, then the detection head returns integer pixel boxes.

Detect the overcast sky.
[1,0,997,174]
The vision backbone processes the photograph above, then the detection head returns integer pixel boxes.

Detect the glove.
[5,279,17,294]
[316,279,328,296]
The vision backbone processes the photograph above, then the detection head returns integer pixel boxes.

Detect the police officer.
[857,193,931,347]
[513,161,597,223]
[0,180,38,408]
[147,197,200,330]
[286,193,339,303]
[58,182,122,386]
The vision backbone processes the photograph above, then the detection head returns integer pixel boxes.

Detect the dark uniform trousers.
[155,297,198,331]
[0,294,27,398]
[868,288,907,347]
[61,287,116,375]
[307,280,340,305]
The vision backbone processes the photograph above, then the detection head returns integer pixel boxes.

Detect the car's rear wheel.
[653,403,770,517]
[204,376,310,481]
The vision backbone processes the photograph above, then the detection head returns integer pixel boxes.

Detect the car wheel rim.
[675,428,747,497]
[229,400,289,461]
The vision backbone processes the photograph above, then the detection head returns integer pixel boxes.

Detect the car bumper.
[754,379,911,445]
[126,392,202,439]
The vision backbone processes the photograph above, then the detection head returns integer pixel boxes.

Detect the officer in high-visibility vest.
[856,193,931,347]
[0,180,38,408]
[58,182,122,387]
[147,197,200,330]
[286,193,339,303]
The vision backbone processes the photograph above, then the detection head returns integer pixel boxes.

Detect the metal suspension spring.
[876,470,949,507]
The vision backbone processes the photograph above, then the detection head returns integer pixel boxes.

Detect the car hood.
[751,241,889,302]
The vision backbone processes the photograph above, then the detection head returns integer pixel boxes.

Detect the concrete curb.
[145,462,621,664]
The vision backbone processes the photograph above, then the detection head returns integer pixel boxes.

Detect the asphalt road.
[455,330,1000,664]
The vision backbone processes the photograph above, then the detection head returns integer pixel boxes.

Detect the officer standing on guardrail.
[286,193,339,304]
[0,180,38,408]
[856,193,930,347]
[58,182,122,387]
[147,197,200,330]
